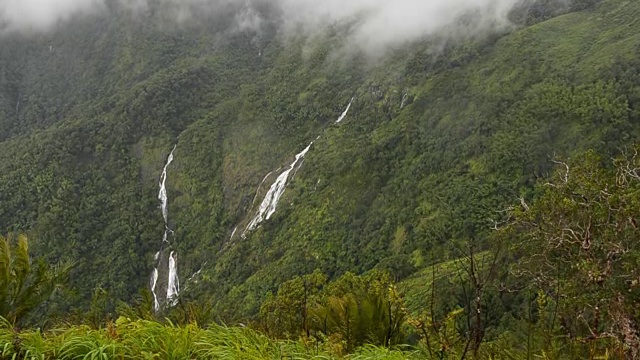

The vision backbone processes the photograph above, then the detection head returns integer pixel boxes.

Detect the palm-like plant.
[309,286,407,352]
[0,234,72,326]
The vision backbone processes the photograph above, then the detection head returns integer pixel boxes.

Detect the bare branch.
[551,158,570,183]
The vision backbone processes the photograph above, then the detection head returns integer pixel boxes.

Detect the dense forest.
[1,0,640,357]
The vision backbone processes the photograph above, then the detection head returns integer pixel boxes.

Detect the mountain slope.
[206,0,640,317]
[0,0,638,319]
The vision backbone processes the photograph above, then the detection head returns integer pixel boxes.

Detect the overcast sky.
[0,0,532,52]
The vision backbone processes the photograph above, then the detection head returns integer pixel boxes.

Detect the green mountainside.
[1,0,639,343]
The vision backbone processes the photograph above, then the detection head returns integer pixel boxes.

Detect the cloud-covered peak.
[0,0,545,54]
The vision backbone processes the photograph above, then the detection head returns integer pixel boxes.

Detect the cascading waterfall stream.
[150,269,159,311]
[335,98,354,124]
[243,142,313,236]
[159,146,175,224]
[150,145,180,311]
[166,251,179,305]
[249,171,275,213]
[242,98,354,237]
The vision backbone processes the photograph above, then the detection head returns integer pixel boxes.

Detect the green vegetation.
[1,0,640,357]
[6,146,640,359]
[0,235,71,327]
[0,316,422,359]
[212,0,640,320]
[496,148,640,356]
[259,270,406,352]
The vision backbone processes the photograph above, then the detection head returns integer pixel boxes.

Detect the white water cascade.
[167,251,179,306]
[242,98,354,236]
[249,171,275,213]
[335,98,354,124]
[244,142,313,235]
[150,145,180,311]
[150,268,159,311]
[159,146,175,224]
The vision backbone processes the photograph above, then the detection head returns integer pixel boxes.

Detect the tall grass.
[0,317,416,359]
[1,316,624,359]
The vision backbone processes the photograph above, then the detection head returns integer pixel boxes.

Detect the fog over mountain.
[277,0,527,54]
[1,0,546,53]
[0,0,103,32]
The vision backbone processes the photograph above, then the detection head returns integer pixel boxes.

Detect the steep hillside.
[207,0,640,318]
[0,0,638,321]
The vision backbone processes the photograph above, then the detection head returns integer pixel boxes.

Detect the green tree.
[259,269,328,339]
[0,234,72,326]
[499,149,640,356]
[309,271,407,352]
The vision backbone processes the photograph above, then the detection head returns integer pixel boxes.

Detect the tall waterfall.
[242,98,355,236]
[244,142,313,236]
[150,145,180,312]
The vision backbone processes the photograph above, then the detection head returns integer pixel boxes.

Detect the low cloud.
[277,0,527,54]
[0,0,103,32]
[1,0,540,53]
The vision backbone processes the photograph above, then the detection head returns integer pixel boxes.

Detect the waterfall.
[249,171,274,214]
[335,98,354,124]
[150,268,159,311]
[150,145,180,312]
[167,251,180,306]
[244,142,313,235]
[159,145,176,224]
[242,98,355,236]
